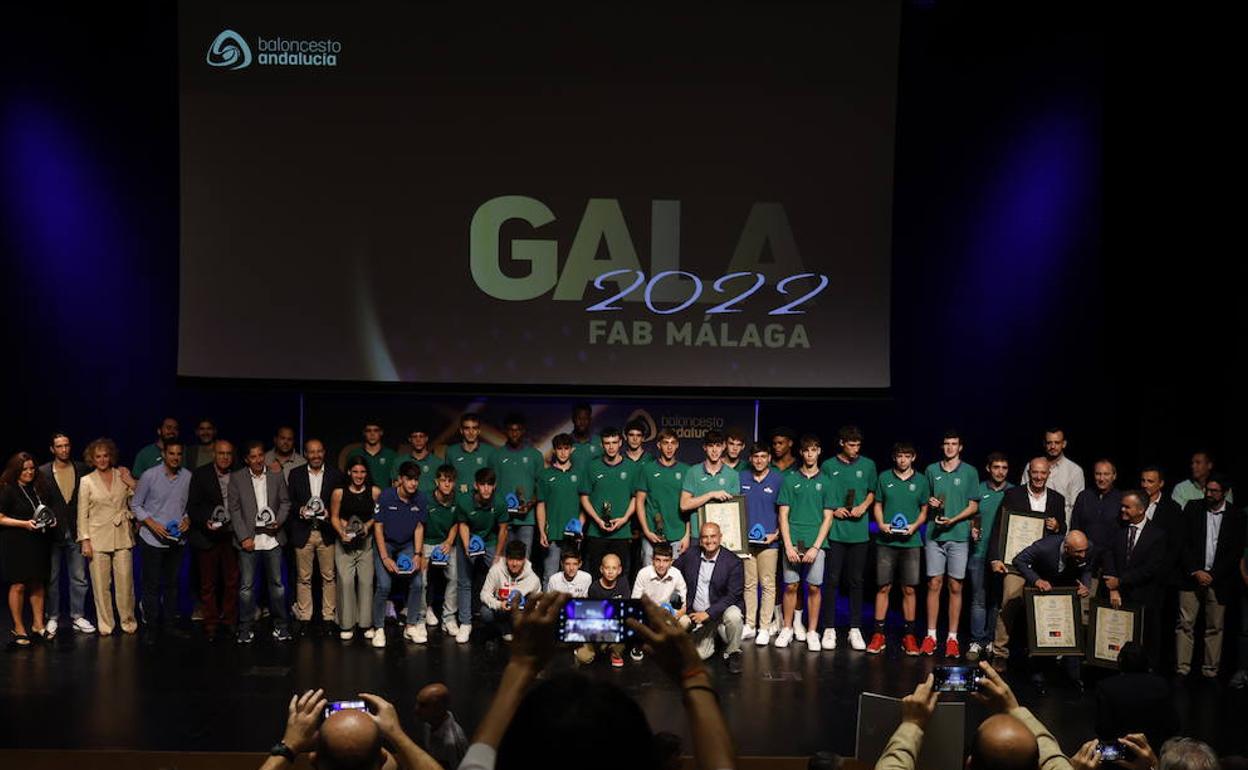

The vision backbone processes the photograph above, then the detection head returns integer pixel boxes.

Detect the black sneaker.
[725,651,743,675]
[273,627,293,642]
[237,628,255,644]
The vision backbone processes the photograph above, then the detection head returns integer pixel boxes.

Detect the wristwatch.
[269,741,296,761]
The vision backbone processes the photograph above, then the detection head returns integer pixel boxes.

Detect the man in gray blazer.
[229,440,292,643]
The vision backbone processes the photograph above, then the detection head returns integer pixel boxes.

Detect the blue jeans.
[479,605,513,637]
[239,548,288,633]
[454,548,476,624]
[966,553,999,645]
[48,541,90,620]
[372,545,425,628]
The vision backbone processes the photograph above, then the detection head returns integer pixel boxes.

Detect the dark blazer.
[187,463,233,550]
[1070,488,1123,570]
[987,487,1067,563]
[674,546,744,622]
[1179,501,1246,600]
[286,464,344,548]
[228,468,291,548]
[1013,534,1093,588]
[1102,518,1167,605]
[36,460,91,543]
[1095,672,1179,748]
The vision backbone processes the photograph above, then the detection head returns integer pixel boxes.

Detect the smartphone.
[932,665,983,692]
[1097,742,1130,762]
[324,699,368,719]
[558,598,645,644]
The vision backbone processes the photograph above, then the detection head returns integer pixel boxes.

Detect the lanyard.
[19,484,43,511]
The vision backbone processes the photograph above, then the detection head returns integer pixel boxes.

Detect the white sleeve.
[480,566,502,609]
[457,742,496,770]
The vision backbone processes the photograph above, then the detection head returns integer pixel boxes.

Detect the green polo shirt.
[635,460,689,542]
[579,457,638,540]
[132,443,164,479]
[445,442,497,489]
[682,463,742,499]
[924,460,982,543]
[769,460,800,478]
[821,455,878,544]
[778,469,834,549]
[493,444,544,525]
[874,469,929,549]
[974,480,1014,558]
[347,446,399,488]
[570,436,601,472]
[424,492,459,543]
[455,491,508,552]
[624,450,653,467]
[537,464,582,540]
[400,450,443,494]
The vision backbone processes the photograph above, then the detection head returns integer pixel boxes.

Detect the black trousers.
[139,541,184,629]
[822,541,869,629]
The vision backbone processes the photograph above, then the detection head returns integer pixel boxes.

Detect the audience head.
[496,672,654,770]
[415,682,451,726]
[967,713,1040,770]
[809,751,844,770]
[1159,738,1219,770]
[315,709,383,770]
[1117,641,1150,673]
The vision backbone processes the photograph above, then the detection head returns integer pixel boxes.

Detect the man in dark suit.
[674,521,745,674]
[229,440,292,644]
[993,530,1091,672]
[1176,474,1245,678]
[39,433,94,636]
[287,438,344,636]
[187,439,239,641]
[1103,490,1168,668]
[1096,642,1179,749]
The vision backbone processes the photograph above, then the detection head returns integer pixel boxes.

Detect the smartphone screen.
[1097,742,1127,761]
[558,599,644,643]
[324,699,368,719]
[932,665,981,692]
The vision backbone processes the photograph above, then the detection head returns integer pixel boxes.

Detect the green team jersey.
[778,469,834,550]
[400,450,443,494]
[133,443,164,479]
[973,480,1014,558]
[570,436,601,472]
[424,491,460,543]
[493,444,544,525]
[623,450,653,467]
[821,455,878,544]
[348,446,399,488]
[924,460,982,543]
[537,464,582,540]
[682,463,742,499]
[445,442,497,491]
[579,457,638,540]
[874,469,930,549]
[635,459,689,542]
[455,491,508,552]
[769,460,801,478]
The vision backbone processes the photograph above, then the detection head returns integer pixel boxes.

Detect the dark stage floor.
[2,619,1246,759]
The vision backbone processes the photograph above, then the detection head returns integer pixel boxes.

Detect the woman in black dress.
[0,451,53,646]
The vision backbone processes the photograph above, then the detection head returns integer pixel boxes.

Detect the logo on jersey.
[675,472,682,480]
[476,457,484,465]
[570,474,577,482]
[954,478,961,486]
[908,483,917,492]
[459,483,468,494]
[619,471,628,480]
[522,457,529,464]
[764,486,774,493]
[815,482,823,491]
[856,470,863,478]
[718,478,726,486]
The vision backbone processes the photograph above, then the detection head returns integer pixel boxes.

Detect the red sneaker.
[866,632,887,654]
[902,634,921,656]
[610,653,625,668]
[945,638,960,658]
[919,636,937,656]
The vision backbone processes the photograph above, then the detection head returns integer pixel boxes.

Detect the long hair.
[0,451,38,489]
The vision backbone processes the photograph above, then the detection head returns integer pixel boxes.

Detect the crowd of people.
[1,406,1246,690]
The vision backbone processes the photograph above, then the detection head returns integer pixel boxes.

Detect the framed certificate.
[1023,587,1083,656]
[1086,601,1142,669]
[1000,510,1048,573]
[697,496,749,555]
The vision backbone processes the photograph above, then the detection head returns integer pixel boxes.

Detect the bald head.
[316,710,383,770]
[1026,458,1051,493]
[416,683,450,725]
[968,714,1039,770]
[1064,530,1088,551]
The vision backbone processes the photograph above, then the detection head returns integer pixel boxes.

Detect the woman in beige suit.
[77,438,138,635]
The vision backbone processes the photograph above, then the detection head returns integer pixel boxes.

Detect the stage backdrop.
[177,2,899,390]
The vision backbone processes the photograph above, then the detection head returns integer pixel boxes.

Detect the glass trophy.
[256,506,276,529]
[747,522,767,545]
[344,516,364,543]
[563,518,583,540]
[890,513,909,534]
[506,487,527,519]
[429,545,450,567]
[467,534,487,558]
[31,504,56,531]
[165,520,182,541]
[395,553,414,574]
[209,505,230,529]
[304,495,326,521]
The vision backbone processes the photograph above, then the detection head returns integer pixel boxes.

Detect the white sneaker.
[455,624,472,644]
[848,628,866,651]
[73,617,97,634]
[806,633,821,652]
[425,607,439,627]
[339,629,355,641]
[775,627,794,648]
[770,607,782,633]
[821,628,837,650]
[405,623,428,644]
[742,625,757,641]
[363,628,376,640]
[444,619,460,636]
[755,628,771,646]
[45,618,59,638]
[371,628,386,647]
[794,621,807,643]
[502,633,513,642]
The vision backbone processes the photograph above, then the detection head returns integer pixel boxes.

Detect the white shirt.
[546,570,591,597]
[694,550,719,612]
[1023,455,1084,525]
[1027,487,1048,513]
[419,711,468,770]
[632,565,688,607]
[308,466,324,500]
[251,471,278,551]
[1204,503,1226,572]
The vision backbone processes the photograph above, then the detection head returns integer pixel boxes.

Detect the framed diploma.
[1086,601,1142,669]
[698,496,749,555]
[1023,587,1083,656]
[1000,510,1048,573]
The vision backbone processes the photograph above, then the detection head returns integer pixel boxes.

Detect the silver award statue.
[256,506,276,529]
[304,495,326,521]
[31,504,57,531]
[345,515,364,543]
